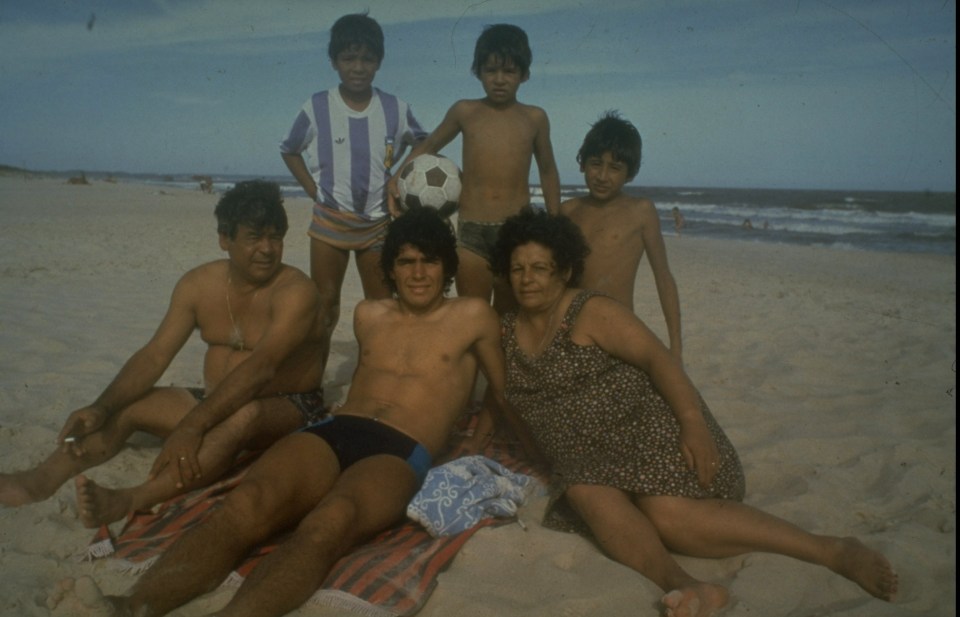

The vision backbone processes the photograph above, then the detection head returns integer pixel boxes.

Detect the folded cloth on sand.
[82,439,544,617]
[407,455,541,537]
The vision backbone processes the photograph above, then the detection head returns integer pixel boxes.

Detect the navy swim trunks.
[301,414,432,485]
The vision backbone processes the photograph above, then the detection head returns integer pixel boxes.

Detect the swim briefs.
[301,414,432,485]
[309,202,389,252]
[456,219,503,264]
[186,387,327,426]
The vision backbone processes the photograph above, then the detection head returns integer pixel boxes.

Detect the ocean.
[124,172,957,257]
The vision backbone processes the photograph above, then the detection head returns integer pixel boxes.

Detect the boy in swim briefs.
[559,111,684,362]
[392,23,561,314]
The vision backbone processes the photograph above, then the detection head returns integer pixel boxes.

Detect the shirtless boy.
[47,207,511,617]
[0,181,326,527]
[559,111,683,361]
[392,23,561,314]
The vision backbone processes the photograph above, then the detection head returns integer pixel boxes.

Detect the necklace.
[526,294,563,357]
[225,275,259,351]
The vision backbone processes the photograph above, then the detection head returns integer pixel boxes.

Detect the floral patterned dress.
[503,290,745,533]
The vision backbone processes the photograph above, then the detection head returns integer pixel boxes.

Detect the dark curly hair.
[380,207,458,294]
[214,180,288,240]
[328,12,384,62]
[576,110,642,180]
[471,24,531,78]
[491,207,590,287]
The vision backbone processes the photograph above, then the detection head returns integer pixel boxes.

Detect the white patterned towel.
[407,455,541,537]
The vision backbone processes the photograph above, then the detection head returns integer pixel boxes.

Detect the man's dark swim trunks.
[186,387,326,426]
[301,414,432,485]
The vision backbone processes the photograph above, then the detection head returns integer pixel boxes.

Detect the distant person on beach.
[671,206,685,236]
[390,23,561,314]
[492,209,898,617]
[742,218,754,230]
[280,12,426,374]
[559,111,683,361]
[47,207,515,617]
[0,181,327,527]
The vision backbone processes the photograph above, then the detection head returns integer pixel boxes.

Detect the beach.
[0,175,954,616]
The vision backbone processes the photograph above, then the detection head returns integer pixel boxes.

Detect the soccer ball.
[397,154,462,217]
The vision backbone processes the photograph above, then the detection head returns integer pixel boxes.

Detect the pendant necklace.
[226,275,258,351]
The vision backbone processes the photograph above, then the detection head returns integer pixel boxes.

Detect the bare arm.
[576,296,718,488]
[532,108,562,215]
[281,152,318,202]
[152,277,319,482]
[386,103,464,212]
[59,275,197,447]
[410,102,465,158]
[640,201,683,362]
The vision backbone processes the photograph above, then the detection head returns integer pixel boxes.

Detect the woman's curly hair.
[491,206,590,287]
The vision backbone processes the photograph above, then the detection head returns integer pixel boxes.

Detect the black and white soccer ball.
[397,154,462,218]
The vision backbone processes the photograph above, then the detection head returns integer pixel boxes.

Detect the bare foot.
[76,475,133,528]
[661,582,729,617]
[47,576,129,616]
[831,537,899,601]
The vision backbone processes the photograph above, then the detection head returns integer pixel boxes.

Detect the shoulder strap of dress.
[561,290,605,329]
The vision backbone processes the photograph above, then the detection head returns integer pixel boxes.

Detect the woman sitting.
[490,207,897,617]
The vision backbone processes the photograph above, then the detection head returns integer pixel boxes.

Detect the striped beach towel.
[84,437,544,616]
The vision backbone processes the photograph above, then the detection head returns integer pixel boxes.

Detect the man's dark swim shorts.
[301,414,432,485]
[186,387,327,426]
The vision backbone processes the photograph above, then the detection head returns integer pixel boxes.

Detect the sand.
[0,175,954,616]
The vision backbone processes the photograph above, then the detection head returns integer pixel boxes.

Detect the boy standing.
[394,23,561,314]
[559,111,683,362]
[280,13,426,372]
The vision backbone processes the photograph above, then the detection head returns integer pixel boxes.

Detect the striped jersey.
[280,87,426,219]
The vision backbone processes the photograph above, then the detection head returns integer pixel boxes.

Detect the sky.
[0,0,955,192]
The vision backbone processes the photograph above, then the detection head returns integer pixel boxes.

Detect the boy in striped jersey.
[281,12,426,375]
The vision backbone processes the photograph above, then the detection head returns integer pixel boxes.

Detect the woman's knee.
[565,484,626,522]
[635,495,689,536]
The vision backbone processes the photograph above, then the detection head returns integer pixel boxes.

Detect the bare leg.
[355,248,392,300]
[214,455,418,617]
[455,248,494,303]
[75,397,303,527]
[565,484,729,617]
[0,388,194,507]
[109,432,339,617]
[309,239,349,371]
[638,495,899,602]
